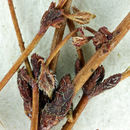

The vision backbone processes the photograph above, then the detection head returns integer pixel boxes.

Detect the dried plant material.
[72,6,80,13]
[45,28,78,66]
[57,0,68,9]
[83,65,105,97]
[0,2,66,91]
[63,10,96,24]
[72,36,93,47]
[8,0,32,77]
[40,2,65,34]
[75,59,82,74]
[38,60,55,99]
[87,73,121,98]
[73,13,130,96]
[92,26,113,50]
[17,68,32,118]
[39,75,74,130]
[49,0,73,73]
[62,61,130,130]
[66,104,74,123]
[121,67,130,80]
[67,16,85,66]
[72,26,112,49]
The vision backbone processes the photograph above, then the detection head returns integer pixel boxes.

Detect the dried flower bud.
[31,53,44,79]
[72,36,93,47]
[40,2,65,34]
[38,59,56,99]
[39,75,74,130]
[92,26,113,50]
[17,68,32,118]
[63,10,96,24]
[83,65,105,96]
[83,65,122,98]
[72,36,87,47]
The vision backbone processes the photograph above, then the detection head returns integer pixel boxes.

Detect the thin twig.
[31,84,39,130]
[67,19,85,66]
[8,1,39,129]
[49,0,72,72]
[62,12,130,130]
[73,12,130,96]
[45,29,78,67]
[121,67,130,80]
[0,32,45,91]
[8,0,32,76]
[57,0,68,9]
[62,69,130,130]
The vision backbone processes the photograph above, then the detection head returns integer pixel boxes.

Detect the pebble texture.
[0,0,130,130]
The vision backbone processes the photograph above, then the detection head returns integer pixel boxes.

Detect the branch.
[8,0,32,76]
[73,12,130,96]
[62,69,130,130]
[0,2,64,91]
[49,0,72,72]
[45,29,78,67]
[67,19,85,66]
[8,1,39,130]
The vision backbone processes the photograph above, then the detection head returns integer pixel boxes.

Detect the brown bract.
[82,66,121,98]
[40,2,65,34]
[92,26,113,50]
[82,65,105,97]
[39,75,74,130]
[17,68,32,118]
[63,9,96,24]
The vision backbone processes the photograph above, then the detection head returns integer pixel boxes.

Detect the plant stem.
[67,19,85,66]
[31,84,39,130]
[62,69,130,130]
[57,0,68,9]
[73,12,130,96]
[8,0,32,76]
[8,1,39,130]
[0,31,45,91]
[45,29,78,67]
[49,0,72,72]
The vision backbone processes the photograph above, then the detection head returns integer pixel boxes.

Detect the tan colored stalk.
[8,1,39,130]
[73,12,130,96]
[8,0,32,76]
[67,19,85,65]
[62,69,130,130]
[45,29,78,67]
[31,84,39,130]
[49,0,72,72]
[0,32,44,90]
[62,13,130,130]
[57,0,68,9]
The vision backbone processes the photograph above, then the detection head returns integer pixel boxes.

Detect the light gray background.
[0,0,130,130]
